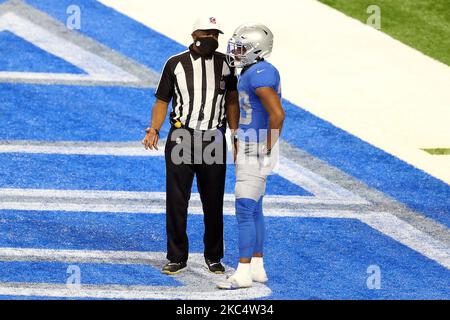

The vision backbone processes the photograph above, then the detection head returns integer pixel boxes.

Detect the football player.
[219,23,285,289]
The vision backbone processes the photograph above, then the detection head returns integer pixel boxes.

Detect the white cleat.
[251,257,269,283]
[217,263,253,290]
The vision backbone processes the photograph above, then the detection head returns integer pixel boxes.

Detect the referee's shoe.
[162,260,224,275]
[161,261,187,275]
[205,258,225,274]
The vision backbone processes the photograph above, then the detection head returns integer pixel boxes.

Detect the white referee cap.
[192,16,223,34]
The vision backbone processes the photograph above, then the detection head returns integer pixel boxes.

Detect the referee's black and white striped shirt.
[155,45,238,131]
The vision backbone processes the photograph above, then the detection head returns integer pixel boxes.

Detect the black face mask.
[194,37,218,56]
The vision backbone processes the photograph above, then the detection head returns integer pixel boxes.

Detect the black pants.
[165,127,226,263]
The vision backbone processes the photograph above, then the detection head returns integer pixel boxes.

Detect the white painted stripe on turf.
[0,188,167,200]
[360,213,450,270]
[275,156,369,203]
[0,188,367,206]
[0,188,241,201]
[0,201,365,218]
[0,247,153,264]
[0,144,164,157]
[0,282,271,300]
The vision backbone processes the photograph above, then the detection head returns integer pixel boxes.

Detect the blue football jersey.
[237,60,281,142]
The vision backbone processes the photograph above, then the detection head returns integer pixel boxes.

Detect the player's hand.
[142,128,159,150]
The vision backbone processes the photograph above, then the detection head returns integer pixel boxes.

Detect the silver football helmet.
[227,23,274,68]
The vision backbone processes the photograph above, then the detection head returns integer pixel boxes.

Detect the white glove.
[258,142,278,176]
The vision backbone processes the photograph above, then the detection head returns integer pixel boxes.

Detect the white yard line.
[0,143,164,157]
[275,156,367,202]
[0,141,164,157]
[0,247,153,264]
[0,188,359,205]
[0,281,271,300]
[0,201,365,217]
[98,0,450,185]
[0,188,166,200]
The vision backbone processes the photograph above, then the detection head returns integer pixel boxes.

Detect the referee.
[142,17,239,275]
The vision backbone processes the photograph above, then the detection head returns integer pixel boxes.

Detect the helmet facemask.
[227,38,261,68]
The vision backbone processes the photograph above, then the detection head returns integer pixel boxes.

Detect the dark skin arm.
[142,98,169,150]
[255,87,285,152]
[225,90,240,162]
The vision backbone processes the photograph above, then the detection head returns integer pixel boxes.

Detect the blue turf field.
[0,0,448,299]
[1,211,449,299]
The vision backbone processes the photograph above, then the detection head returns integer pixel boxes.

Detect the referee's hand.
[142,128,159,150]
